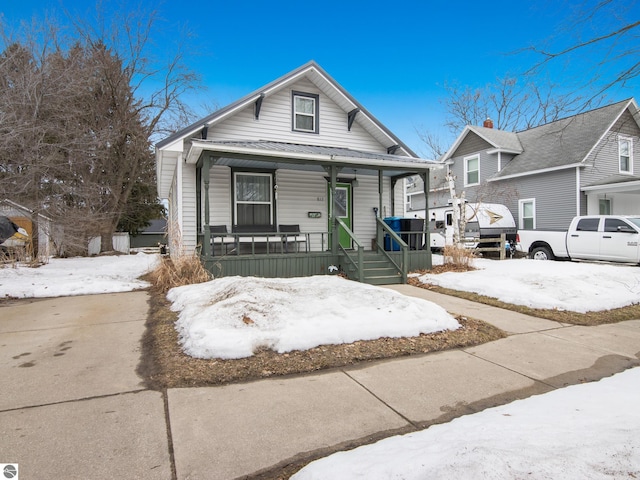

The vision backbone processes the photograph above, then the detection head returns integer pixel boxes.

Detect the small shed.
[0,199,52,258]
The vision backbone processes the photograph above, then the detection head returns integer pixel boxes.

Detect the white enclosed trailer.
[409,203,517,250]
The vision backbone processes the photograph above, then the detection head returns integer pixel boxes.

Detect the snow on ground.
[2,254,640,478]
[0,253,160,298]
[168,275,459,359]
[420,255,640,313]
[292,366,640,480]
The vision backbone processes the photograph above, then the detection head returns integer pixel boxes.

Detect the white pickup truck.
[517,215,640,264]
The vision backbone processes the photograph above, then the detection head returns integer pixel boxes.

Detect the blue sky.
[1,0,638,156]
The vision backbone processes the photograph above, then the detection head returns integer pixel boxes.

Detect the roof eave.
[187,140,441,172]
[581,179,640,193]
[486,147,523,155]
[488,162,583,182]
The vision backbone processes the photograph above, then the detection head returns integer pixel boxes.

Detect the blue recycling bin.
[384,216,402,251]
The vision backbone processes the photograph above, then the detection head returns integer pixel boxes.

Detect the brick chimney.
[483,117,494,129]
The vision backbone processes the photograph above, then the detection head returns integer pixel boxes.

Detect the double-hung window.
[464,155,480,186]
[619,136,633,174]
[519,198,536,230]
[234,172,273,226]
[292,91,319,133]
[599,198,612,215]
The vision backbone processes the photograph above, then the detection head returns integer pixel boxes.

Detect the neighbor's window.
[464,155,479,186]
[619,136,633,173]
[292,91,319,133]
[599,198,611,215]
[519,199,535,230]
[234,172,273,225]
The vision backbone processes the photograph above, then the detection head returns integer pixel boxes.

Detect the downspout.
[576,166,581,216]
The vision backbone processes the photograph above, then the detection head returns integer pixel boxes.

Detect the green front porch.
[192,142,438,285]
[200,218,432,285]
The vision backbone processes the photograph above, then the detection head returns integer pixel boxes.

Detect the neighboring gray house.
[130,218,167,250]
[155,61,440,283]
[408,99,640,231]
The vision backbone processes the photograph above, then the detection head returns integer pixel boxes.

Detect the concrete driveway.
[0,292,171,479]
[2,288,639,480]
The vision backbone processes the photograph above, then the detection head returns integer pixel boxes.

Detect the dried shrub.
[443,244,476,269]
[148,254,211,293]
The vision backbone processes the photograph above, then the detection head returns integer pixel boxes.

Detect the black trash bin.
[400,218,425,250]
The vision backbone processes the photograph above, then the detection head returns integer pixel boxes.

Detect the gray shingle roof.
[202,140,435,165]
[494,99,634,178]
[467,125,523,152]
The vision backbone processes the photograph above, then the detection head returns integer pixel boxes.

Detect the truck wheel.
[530,246,554,261]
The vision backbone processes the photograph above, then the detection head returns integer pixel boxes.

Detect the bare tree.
[440,77,586,135]
[0,4,202,255]
[525,0,640,103]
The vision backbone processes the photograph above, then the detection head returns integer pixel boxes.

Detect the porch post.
[378,170,384,218]
[422,172,431,257]
[329,165,338,254]
[202,155,211,256]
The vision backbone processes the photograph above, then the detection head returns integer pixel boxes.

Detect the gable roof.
[442,98,640,180]
[494,98,639,179]
[442,125,522,161]
[156,61,416,157]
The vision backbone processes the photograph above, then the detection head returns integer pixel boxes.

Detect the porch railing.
[200,231,330,257]
[375,217,409,284]
[335,217,364,283]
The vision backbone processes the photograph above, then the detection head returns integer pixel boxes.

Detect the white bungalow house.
[155,61,440,284]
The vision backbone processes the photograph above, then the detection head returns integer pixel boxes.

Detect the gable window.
[519,198,536,230]
[619,136,633,174]
[292,91,319,133]
[234,172,273,225]
[464,155,479,186]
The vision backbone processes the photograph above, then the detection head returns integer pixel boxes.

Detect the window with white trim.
[234,172,273,225]
[619,136,633,174]
[292,91,319,133]
[519,198,536,230]
[464,155,480,186]
[599,198,611,215]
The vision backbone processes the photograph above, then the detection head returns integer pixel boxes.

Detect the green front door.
[329,182,353,249]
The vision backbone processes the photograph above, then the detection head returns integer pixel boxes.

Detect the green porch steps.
[344,252,403,285]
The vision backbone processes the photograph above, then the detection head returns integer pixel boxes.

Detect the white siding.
[200,168,394,251]
[181,165,198,252]
[207,166,232,228]
[208,79,387,153]
[276,170,329,251]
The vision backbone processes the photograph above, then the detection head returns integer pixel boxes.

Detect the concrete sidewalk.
[2,288,640,480]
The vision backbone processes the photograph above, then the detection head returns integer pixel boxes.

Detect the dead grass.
[138,286,506,390]
[442,244,476,268]
[146,255,211,293]
[410,265,640,326]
